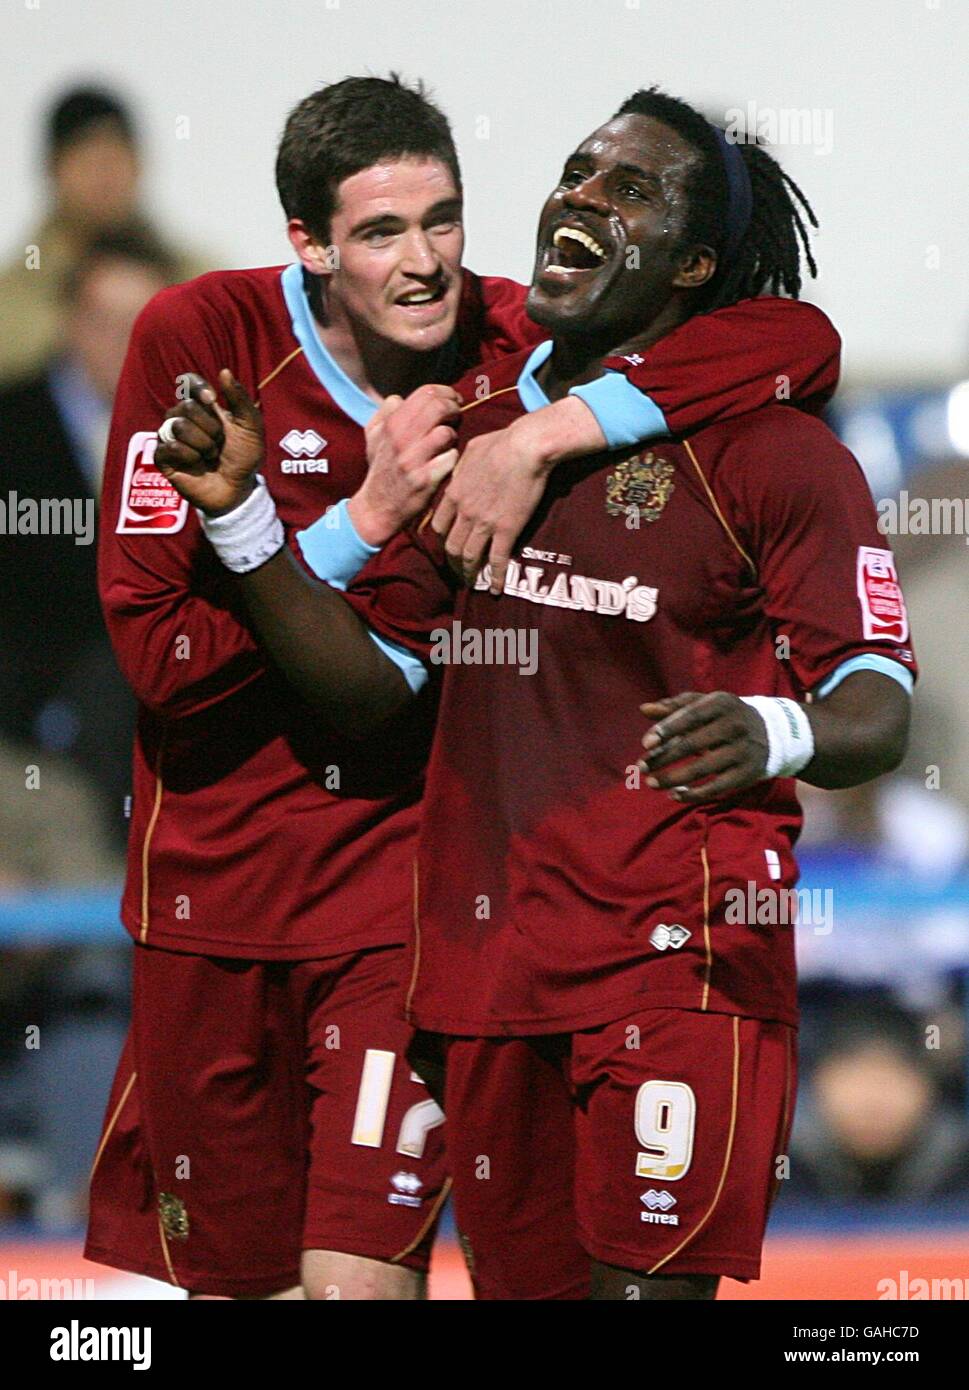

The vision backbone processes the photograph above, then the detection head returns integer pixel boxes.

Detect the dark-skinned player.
[147,89,901,1300]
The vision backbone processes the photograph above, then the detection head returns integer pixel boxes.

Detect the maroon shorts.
[85,942,448,1297]
[440,1008,796,1300]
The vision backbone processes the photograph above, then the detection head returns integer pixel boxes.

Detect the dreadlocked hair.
[614,88,818,314]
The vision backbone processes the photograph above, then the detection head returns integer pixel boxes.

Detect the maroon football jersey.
[100,264,841,959]
[343,345,916,1033]
[99,265,548,958]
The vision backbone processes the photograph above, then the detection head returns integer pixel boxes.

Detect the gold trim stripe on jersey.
[404,858,422,1021]
[139,732,166,944]
[682,437,756,575]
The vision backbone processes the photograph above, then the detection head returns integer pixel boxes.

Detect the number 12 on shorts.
[635,1080,696,1181]
[351,1048,445,1158]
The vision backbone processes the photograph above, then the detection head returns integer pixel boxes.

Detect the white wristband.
[199,478,285,573]
[739,696,815,779]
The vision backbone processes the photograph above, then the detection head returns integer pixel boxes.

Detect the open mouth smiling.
[541,222,615,279]
[393,281,450,313]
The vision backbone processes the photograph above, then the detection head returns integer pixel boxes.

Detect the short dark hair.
[46,85,137,165]
[61,227,177,303]
[275,74,462,241]
[614,87,818,313]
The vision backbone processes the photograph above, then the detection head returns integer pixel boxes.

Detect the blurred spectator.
[0,84,208,385]
[0,742,123,885]
[788,998,969,1202]
[0,938,130,1228]
[0,228,176,848]
[799,776,969,883]
[0,731,131,1228]
[901,544,969,815]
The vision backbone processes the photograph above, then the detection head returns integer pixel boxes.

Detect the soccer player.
[91,76,841,1301]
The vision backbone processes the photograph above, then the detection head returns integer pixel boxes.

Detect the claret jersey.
[100,263,841,959]
[342,341,916,1033]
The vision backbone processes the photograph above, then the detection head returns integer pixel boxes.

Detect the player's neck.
[537,302,689,401]
[314,293,447,403]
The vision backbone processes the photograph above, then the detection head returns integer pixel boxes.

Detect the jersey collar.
[280,263,378,426]
[284,263,556,423]
[516,340,554,412]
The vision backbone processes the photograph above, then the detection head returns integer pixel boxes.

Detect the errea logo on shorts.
[388,1171,423,1208]
[640,1190,679,1225]
[280,428,328,474]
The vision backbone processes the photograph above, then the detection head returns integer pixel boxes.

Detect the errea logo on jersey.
[279,429,328,474]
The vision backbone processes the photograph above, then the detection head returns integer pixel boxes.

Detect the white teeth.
[399,290,436,304]
[553,226,607,261]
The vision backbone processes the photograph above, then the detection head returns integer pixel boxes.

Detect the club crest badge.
[606,450,675,522]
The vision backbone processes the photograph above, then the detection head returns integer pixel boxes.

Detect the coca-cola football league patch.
[856,546,909,643]
[116,432,189,534]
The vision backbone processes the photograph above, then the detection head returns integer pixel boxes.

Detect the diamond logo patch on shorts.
[388,1171,423,1207]
[640,1189,680,1225]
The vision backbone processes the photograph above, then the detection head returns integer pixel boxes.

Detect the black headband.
[711,126,752,264]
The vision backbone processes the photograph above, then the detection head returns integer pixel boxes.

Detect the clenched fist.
[347,383,461,546]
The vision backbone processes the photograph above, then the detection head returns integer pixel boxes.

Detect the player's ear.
[287,219,337,279]
[672,243,717,291]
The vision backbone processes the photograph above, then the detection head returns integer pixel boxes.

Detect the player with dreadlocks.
[427,87,823,588]
[614,90,820,310]
[156,87,914,1299]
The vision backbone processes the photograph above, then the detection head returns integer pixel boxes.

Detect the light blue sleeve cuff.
[367,631,429,694]
[295,497,429,692]
[569,371,669,450]
[815,653,915,699]
[296,497,379,591]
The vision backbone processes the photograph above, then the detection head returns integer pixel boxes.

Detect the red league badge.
[116,431,189,535]
[856,546,908,643]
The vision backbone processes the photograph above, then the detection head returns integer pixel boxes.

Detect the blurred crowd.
[1,82,967,1237]
[0,85,209,1225]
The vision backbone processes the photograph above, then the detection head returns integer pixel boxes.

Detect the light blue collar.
[516,340,554,411]
[280,263,378,426]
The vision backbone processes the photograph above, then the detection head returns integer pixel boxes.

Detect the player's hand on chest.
[459,445,749,643]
